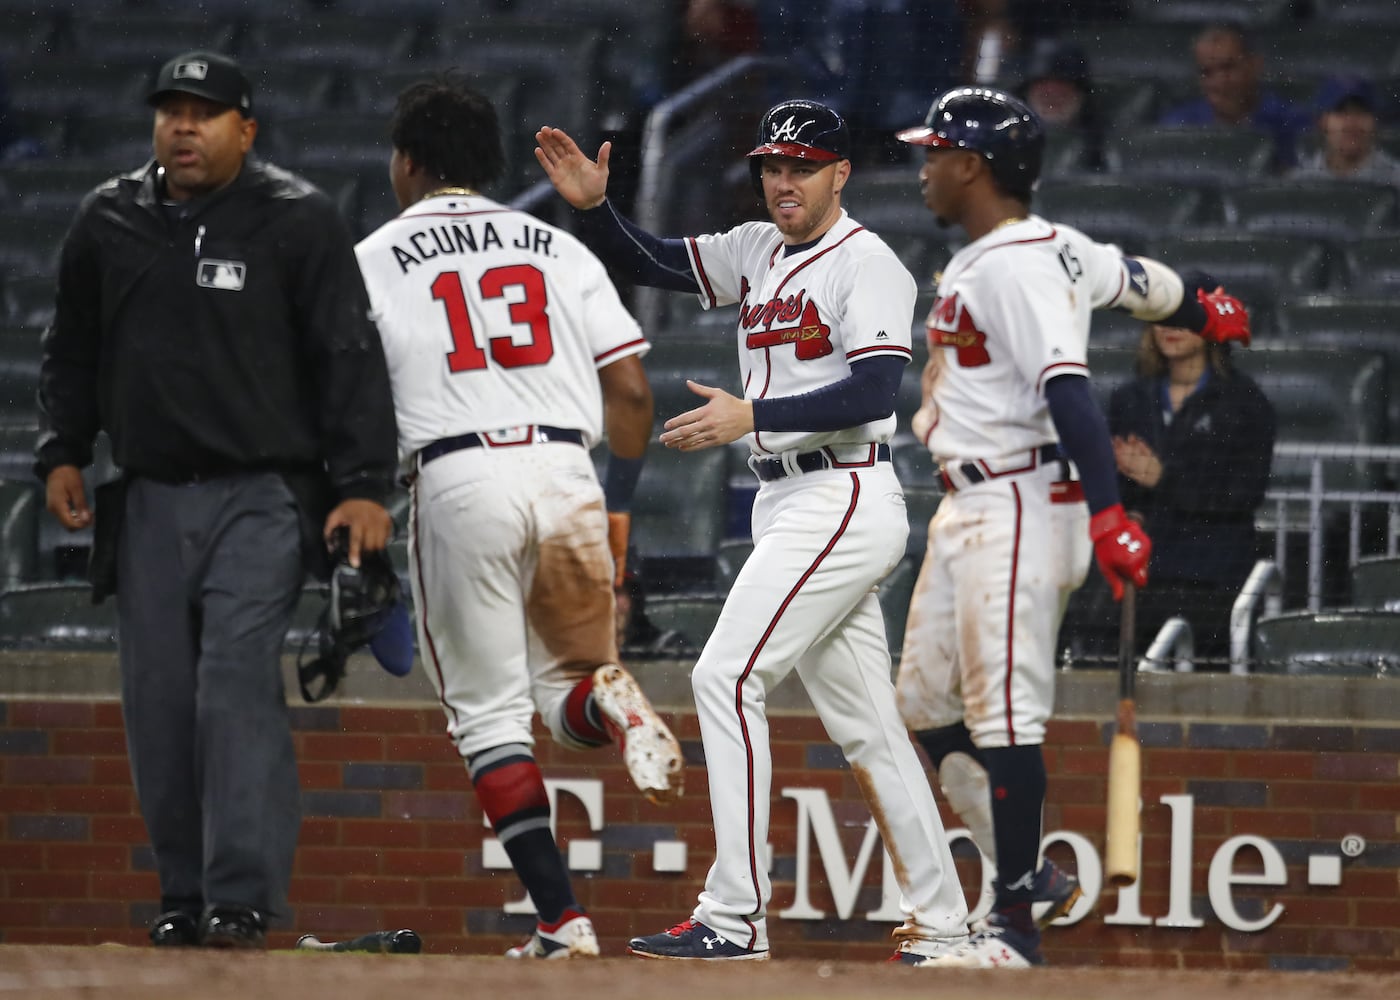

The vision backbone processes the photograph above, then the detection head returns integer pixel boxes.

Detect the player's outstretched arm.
[535,126,610,210]
[1114,257,1250,347]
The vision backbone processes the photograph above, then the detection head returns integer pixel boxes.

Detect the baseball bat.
[1105,581,1141,888]
[295,929,422,954]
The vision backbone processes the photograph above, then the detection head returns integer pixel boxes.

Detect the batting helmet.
[747,99,850,195]
[896,86,1044,199]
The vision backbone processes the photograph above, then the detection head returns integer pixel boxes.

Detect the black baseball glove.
[297,528,404,703]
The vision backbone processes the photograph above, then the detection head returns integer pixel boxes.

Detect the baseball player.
[354,75,683,959]
[891,87,1251,968]
[536,100,971,963]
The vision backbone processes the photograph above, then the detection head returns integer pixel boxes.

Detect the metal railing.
[1264,442,1400,611]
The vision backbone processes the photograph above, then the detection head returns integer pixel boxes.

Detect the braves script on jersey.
[917,217,1128,464]
[357,192,647,460]
[685,211,914,455]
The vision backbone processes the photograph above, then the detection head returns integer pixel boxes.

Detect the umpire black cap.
[148,51,253,116]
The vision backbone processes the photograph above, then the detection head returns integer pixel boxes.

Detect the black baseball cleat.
[628,918,769,961]
[1031,859,1083,928]
[149,910,200,947]
[199,904,267,949]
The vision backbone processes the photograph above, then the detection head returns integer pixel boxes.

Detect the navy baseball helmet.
[897,86,1045,199]
[747,99,850,195]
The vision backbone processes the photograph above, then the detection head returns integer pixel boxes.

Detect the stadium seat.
[0,479,40,587]
[64,112,158,166]
[1058,22,1199,84]
[231,63,338,117]
[1094,79,1160,131]
[241,15,423,68]
[1341,236,1400,298]
[1034,177,1208,255]
[713,537,753,591]
[0,161,118,219]
[67,12,239,61]
[1277,297,1400,435]
[1039,132,1091,181]
[0,581,118,649]
[426,22,607,150]
[631,443,727,561]
[1232,345,1388,491]
[1090,308,1146,349]
[1351,555,1400,611]
[1317,0,1400,27]
[1147,233,1330,335]
[1252,609,1400,676]
[4,57,150,116]
[642,592,723,650]
[1252,24,1400,83]
[0,8,58,61]
[1127,0,1293,25]
[1221,181,1399,243]
[1107,126,1275,186]
[1084,346,1139,410]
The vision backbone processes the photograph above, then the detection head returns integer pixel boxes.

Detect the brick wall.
[2,696,1397,969]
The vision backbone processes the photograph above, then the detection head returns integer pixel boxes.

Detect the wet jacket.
[35,157,397,505]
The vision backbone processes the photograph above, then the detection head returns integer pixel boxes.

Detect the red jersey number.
[432,264,555,373]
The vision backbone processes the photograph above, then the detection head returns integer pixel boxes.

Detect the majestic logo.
[173,59,209,81]
[928,292,990,367]
[744,297,833,360]
[196,259,246,291]
[769,115,814,144]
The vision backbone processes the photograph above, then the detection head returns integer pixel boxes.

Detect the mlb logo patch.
[197,259,246,291]
[173,60,209,81]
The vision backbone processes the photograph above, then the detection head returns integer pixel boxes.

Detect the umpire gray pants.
[117,472,304,919]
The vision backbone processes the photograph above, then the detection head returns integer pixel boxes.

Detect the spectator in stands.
[1291,75,1400,187]
[1014,37,1106,171]
[615,567,693,660]
[34,52,398,949]
[1105,273,1276,666]
[1158,22,1308,171]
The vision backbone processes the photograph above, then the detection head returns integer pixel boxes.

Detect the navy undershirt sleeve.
[752,356,905,433]
[573,200,701,293]
[1044,373,1120,515]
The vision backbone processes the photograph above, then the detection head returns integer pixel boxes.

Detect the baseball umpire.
[892,86,1250,968]
[36,51,399,948]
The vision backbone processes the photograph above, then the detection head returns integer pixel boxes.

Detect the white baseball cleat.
[591,665,684,805]
[887,923,970,965]
[909,912,1043,969]
[504,909,599,959]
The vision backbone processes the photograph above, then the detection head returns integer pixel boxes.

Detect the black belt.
[752,443,891,483]
[939,443,1063,492]
[419,426,584,467]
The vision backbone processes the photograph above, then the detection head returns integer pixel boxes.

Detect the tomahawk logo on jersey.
[927,293,990,367]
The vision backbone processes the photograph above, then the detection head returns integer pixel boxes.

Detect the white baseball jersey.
[673,211,968,953]
[354,192,647,760]
[355,192,649,463]
[899,215,1121,749]
[685,210,915,456]
[915,216,1128,464]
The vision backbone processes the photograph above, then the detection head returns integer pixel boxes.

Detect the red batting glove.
[1089,504,1151,602]
[1198,286,1250,348]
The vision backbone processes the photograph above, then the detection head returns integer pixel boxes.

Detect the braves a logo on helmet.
[769,115,815,144]
[927,293,990,367]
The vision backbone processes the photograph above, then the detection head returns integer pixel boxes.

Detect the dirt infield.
[4,946,1400,1000]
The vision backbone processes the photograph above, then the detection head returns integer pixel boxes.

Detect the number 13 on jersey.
[431,263,555,372]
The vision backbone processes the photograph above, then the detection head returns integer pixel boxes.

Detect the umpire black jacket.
[35,157,398,509]
[1107,362,1276,588]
